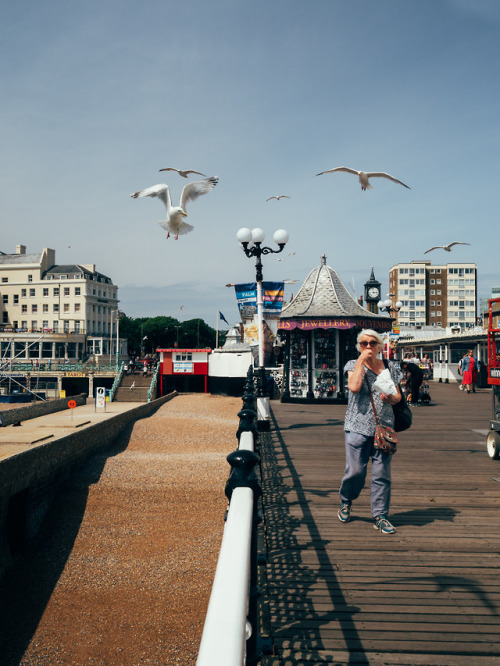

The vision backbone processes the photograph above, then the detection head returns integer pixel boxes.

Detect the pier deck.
[260,383,500,665]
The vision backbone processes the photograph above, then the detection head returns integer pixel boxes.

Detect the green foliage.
[118,314,224,355]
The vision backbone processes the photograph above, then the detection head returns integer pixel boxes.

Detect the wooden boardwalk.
[259,383,500,665]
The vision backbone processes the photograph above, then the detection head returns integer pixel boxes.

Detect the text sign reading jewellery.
[278,318,393,331]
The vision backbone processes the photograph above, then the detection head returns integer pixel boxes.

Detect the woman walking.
[461,349,478,393]
[338,329,403,535]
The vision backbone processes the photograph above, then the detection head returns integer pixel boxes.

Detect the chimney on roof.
[16,244,26,255]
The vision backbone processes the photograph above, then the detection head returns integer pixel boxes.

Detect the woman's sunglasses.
[359,340,378,348]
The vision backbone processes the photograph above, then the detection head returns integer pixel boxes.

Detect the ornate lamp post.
[377,295,402,359]
[236,227,289,429]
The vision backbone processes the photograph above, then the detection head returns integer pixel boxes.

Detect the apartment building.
[389,260,477,330]
[0,244,120,360]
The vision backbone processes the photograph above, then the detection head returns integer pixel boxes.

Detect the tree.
[118,314,221,355]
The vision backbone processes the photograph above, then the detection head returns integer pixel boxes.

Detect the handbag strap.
[364,369,381,426]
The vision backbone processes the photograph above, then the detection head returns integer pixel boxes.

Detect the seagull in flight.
[266,195,290,201]
[316,166,410,191]
[424,242,470,254]
[159,167,207,178]
[131,177,219,239]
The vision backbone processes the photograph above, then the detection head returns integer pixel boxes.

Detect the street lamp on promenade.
[236,226,289,428]
[377,295,402,360]
[110,309,122,370]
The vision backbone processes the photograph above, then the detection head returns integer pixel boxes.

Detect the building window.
[75,321,81,333]
[53,321,59,332]
[53,304,59,313]
[30,288,35,297]
[28,275,33,282]
[1,277,7,283]
[43,304,49,313]
[43,288,49,297]
[64,303,70,313]
[43,320,49,329]
[75,287,81,296]
[14,295,19,305]
[64,287,70,296]
[21,289,27,298]
[75,303,80,312]
[2,295,7,304]
[2,312,8,324]
[31,320,37,330]
[31,305,38,313]
[53,288,59,296]
[22,305,27,314]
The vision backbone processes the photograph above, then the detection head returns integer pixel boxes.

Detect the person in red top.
[461,350,478,393]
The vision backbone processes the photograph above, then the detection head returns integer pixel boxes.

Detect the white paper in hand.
[373,368,397,395]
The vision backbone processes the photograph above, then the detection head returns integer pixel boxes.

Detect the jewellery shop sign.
[278,317,393,331]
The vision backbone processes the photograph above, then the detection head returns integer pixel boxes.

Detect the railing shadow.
[0,425,135,665]
[259,412,364,665]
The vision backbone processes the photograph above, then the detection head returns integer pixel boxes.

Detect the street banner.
[234,282,284,318]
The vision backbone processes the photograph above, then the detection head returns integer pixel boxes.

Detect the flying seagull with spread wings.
[159,167,207,178]
[316,166,410,191]
[266,195,290,201]
[131,177,219,239]
[424,242,470,254]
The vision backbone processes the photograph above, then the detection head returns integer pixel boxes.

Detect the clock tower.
[364,267,381,314]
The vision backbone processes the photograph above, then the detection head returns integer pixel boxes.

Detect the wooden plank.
[259,382,500,663]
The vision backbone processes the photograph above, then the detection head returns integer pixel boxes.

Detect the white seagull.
[316,166,410,191]
[424,242,470,254]
[266,195,290,201]
[131,177,219,239]
[159,167,206,178]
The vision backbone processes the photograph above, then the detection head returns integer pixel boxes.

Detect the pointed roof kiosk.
[278,255,392,403]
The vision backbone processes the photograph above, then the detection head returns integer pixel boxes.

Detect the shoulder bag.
[383,358,412,432]
[365,372,398,455]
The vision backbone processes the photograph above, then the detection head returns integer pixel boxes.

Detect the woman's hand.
[380,391,401,405]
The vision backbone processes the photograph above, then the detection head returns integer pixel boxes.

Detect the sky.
[1,0,499,329]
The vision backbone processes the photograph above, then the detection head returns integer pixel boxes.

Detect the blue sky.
[1,0,499,328]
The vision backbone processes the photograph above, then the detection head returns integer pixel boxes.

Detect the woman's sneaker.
[373,515,396,534]
[338,503,351,523]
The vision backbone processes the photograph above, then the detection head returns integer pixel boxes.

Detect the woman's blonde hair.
[356,328,385,352]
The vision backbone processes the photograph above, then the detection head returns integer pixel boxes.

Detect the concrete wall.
[0,391,177,581]
[0,393,88,427]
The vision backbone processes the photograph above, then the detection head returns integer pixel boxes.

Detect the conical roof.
[279,255,390,330]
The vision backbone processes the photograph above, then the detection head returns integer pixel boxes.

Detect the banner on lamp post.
[234,282,284,319]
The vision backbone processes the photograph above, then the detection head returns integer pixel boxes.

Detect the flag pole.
[216,311,219,349]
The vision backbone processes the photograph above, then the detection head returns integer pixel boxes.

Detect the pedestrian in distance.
[400,360,424,405]
[458,353,467,390]
[461,349,479,393]
[338,329,403,535]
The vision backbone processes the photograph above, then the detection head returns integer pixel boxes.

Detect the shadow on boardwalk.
[259,383,500,665]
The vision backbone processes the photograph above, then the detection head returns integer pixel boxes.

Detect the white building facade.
[0,245,123,361]
[389,260,477,330]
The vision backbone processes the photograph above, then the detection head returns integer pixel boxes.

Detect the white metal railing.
[196,486,254,665]
[197,369,259,665]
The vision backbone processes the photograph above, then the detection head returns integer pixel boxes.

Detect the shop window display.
[289,331,308,397]
[313,330,338,399]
